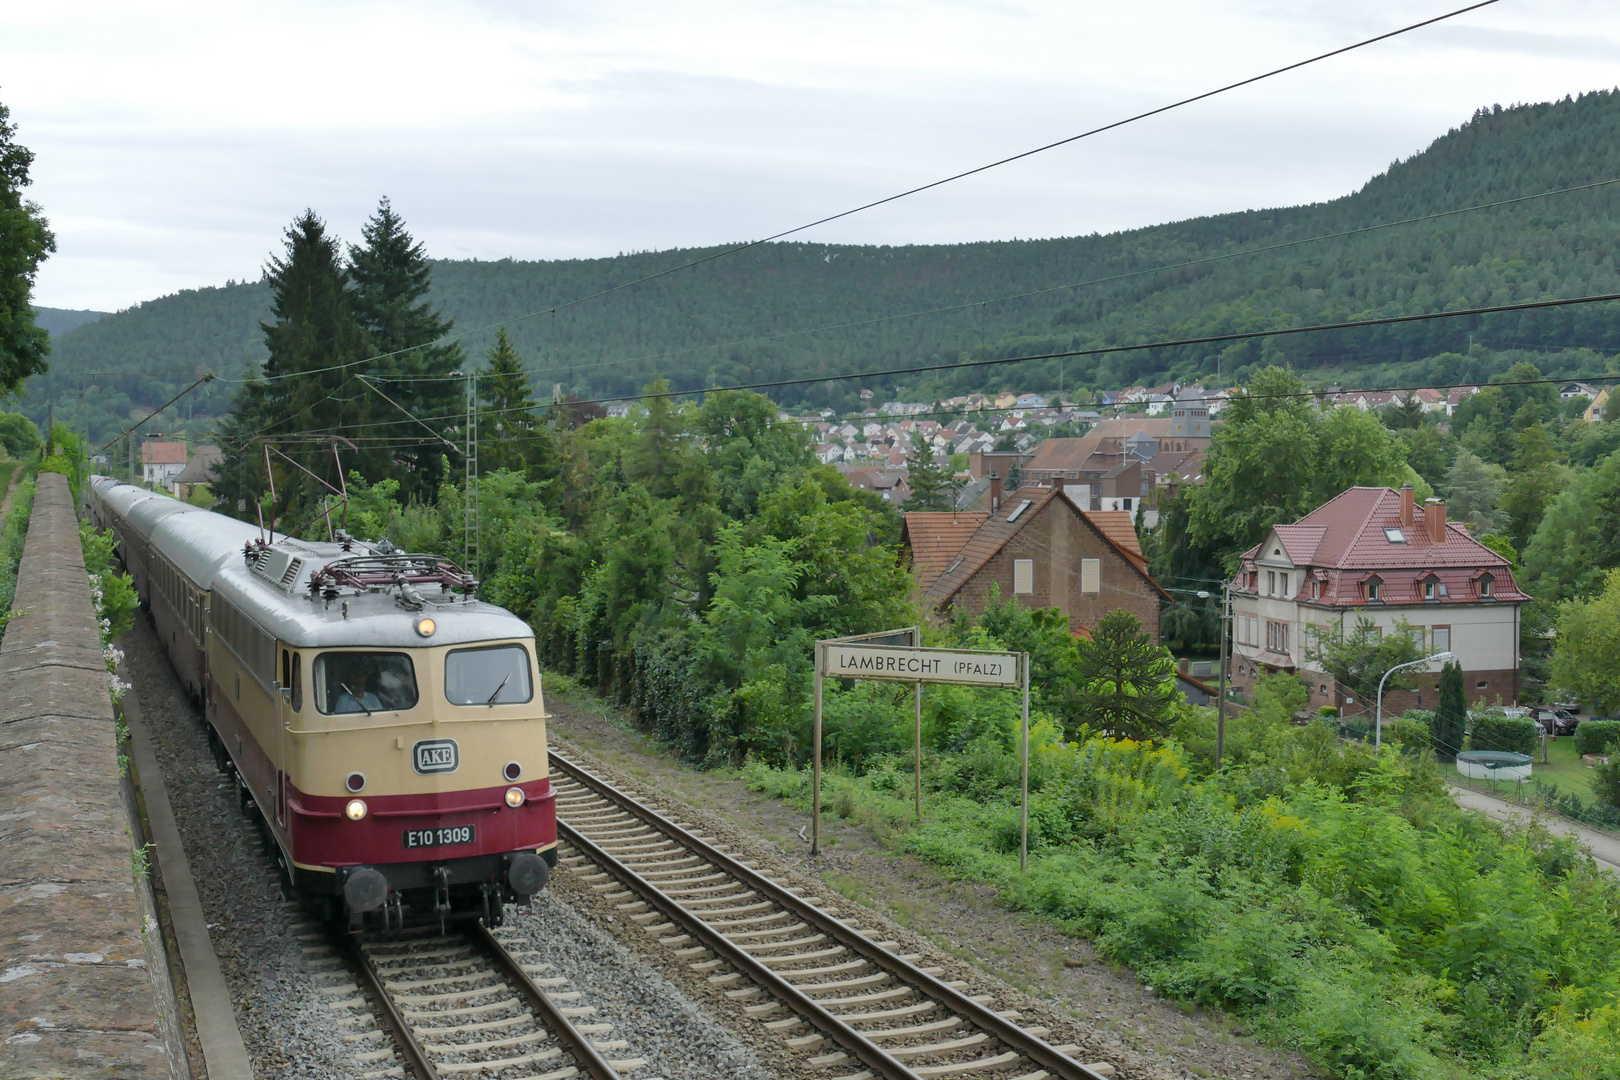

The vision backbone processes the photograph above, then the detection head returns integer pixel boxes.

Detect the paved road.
[1449,784,1620,874]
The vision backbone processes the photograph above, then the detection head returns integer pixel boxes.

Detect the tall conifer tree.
[348,198,463,502]
[218,210,374,523]
[1432,661,1467,762]
[478,327,552,478]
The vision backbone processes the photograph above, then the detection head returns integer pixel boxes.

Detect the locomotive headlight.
[344,799,368,821]
[415,617,436,637]
[504,786,526,809]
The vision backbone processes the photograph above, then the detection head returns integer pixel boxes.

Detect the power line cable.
[211,0,1500,387]
[556,289,1620,407]
[508,173,1620,385]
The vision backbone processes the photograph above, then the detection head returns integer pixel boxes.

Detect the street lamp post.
[1375,651,1453,749]
[1197,583,1232,770]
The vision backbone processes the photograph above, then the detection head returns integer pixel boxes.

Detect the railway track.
[549,751,1117,1080]
[299,911,644,1080]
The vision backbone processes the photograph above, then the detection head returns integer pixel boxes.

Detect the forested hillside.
[27,90,1620,442]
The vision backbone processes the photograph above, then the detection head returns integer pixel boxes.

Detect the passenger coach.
[87,477,557,928]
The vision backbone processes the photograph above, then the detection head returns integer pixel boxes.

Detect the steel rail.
[471,921,624,1080]
[550,752,1109,1080]
[557,813,918,1080]
[338,931,441,1080]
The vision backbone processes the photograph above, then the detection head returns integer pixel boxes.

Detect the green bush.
[1594,759,1620,812]
[1470,714,1538,755]
[1573,719,1620,757]
[1390,716,1432,753]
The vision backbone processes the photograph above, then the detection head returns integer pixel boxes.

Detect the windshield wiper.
[338,682,373,716]
[485,673,512,706]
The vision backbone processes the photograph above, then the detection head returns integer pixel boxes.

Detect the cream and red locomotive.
[87,476,556,927]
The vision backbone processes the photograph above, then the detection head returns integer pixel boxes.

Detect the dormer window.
[1365,577,1382,602]
[1479,573,1494,599]
[1421,574,1447,601]
[1424,580,1436,600]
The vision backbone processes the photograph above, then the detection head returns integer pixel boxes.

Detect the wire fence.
[1324,710,1620,839]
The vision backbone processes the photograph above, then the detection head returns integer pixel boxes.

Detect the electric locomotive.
[87,476,557,928]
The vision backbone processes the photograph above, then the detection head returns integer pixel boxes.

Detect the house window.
[1267,571,1276,595]
[1366,580,1381,602]
[1479,575,1494,598]
[1122,498,1133,511]
[1319,684,1328,696]
[1080,558,1100,595]
[1265,619,1290,654]
[1432,626,1451,653]
[1476,681,1489,690]
[1280,573,1290,597]
[1013,559,1033,595]
[1424,580,1437,600]
[1369,625,1383,642]
[1384,528,1406,543]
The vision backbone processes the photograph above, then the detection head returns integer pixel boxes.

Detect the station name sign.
[819,644,1020,686]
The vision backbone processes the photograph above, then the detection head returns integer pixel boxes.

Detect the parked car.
[1529,706,1579,736]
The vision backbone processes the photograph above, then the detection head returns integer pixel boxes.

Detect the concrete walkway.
[1449,784,1620,874]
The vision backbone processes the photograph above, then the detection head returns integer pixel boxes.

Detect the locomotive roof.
[91,477,531,649]
[211,557,532,649]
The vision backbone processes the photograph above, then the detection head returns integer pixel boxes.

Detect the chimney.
[989,470,1002,515]
[1425,498,1447,543]
[1399,483,1415,527]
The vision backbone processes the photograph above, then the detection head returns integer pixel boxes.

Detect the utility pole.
[1215,583,1230,770]
[465,371,478,576]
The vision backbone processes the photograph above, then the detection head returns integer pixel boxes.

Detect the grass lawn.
[1438,732,1601,801]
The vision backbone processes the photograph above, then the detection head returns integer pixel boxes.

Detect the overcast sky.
[8,0,1620,312]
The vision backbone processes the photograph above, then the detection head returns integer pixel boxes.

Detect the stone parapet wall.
[0,473,172,1078]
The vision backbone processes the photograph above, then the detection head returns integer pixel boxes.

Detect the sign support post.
[812,630,1018,859]
[1020,652,1031,872]
[812,641,824,856]
[914,682,923,823]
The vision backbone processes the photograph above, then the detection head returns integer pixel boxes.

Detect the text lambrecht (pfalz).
[819,644,1020,686]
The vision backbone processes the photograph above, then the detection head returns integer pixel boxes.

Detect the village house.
[901,480,1167,640]
[141,440,189,491]
[171,444,223,502]
[838,465,911,503]
[1227,484,1528,715]
[1445,386,1479,416]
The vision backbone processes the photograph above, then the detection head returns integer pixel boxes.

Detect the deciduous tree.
[1305,614,1427,718]
[1551,568,1620,714]
[0,101,53,394]
[1186,366,1406,567]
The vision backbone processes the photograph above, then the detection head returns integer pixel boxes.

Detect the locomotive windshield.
[313,652,419,715]
[445,644,533,706]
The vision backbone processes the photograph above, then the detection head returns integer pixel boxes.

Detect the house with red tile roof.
[140,440,189,491]
[1227,484,1527,714]
[902,485,1168,640]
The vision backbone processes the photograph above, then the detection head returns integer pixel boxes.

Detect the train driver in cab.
[335,668,383,714]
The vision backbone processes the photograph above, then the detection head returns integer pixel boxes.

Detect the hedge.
[1573,719,1620,757]
[1470,714,1538,756]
